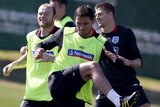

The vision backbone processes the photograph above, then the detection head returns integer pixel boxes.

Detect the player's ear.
[91,18,96,25]
[109,11,114,18]
[61,4,66,10]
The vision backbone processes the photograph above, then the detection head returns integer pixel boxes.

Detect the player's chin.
[39,23,48,27]
[97,23,103,27]
[39,23,45,27]
[79,31,87,35]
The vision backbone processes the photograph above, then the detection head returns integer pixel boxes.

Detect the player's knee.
[88,61,99,71]
[80,61,100,80]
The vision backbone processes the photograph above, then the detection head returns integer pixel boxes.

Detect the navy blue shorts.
[48,64,85,107]
[95,84,150,107]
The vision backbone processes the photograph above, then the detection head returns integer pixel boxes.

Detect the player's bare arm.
[3,52,27,77]
[117,55,142,68]
[34,48,55,62]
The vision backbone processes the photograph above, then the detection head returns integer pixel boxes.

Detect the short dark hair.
[40,3,56,16]
[74,5,94,20]
[50,0,67,5]
[95,2,115,18]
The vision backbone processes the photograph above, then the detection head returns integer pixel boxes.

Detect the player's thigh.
[48,64,86,101]
[79,61,100,81]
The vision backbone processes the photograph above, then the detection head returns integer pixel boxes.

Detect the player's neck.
[101,22,116,33]
[40,25,55,37]
[55,11,66,21]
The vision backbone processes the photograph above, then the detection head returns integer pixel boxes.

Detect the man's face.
[37,5,55,27]
[75,16,93,38]
[50,1,62,19]
[95,8,111,28]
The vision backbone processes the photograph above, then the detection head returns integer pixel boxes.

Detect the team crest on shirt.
[112,36,119,44]
[113,46,119,54]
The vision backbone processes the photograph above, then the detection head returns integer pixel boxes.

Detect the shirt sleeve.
[126,29,142,60]
[36,28,64,51]
[100,41,116,60]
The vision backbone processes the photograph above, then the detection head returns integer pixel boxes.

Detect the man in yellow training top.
[3,3,60,107]
[50,0,75,28]
[35,5,139,107]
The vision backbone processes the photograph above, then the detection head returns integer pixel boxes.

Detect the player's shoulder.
[63,27,76,35]
[118,25,128,31]
[96,34,107,44]
[118,25,133,32]
[117,25,134,36]
[26,29,38,38]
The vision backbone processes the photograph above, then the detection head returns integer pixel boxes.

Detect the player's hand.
[37,53,55,62]
[117,55,130,66]
[103,46,117,62]
[3,63,14,77]
[34,48,44,60]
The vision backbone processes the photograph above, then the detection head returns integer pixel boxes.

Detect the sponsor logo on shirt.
[68,49,94,61]
[32,51,54,56]
[112,36,119,44]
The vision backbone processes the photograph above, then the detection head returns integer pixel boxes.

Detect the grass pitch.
[0,77,160,107]
[0,50,160,107]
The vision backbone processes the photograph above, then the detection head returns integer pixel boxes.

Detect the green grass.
[0,50,20,61]
[0,80,25,107]
[138,76,160,92]
[0,50,160,107]
[0,77,160,107]
[0,80,93,107]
